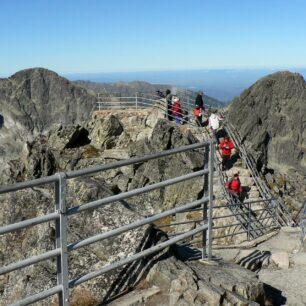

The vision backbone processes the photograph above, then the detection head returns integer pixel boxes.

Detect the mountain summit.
[0,68,96,134]
[228,71,306,174]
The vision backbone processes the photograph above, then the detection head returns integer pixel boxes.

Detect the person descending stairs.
[190,111,278,242]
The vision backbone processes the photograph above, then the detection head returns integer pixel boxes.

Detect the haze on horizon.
[1,0,306,100]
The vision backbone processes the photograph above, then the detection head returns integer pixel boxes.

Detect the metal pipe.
[0,212,59,236]
[158,218,203,228]
[212,211,249,220]
[65,142,208,179]
[213,198,274,210]
[9,285,63,306]
[212,224,279,240]
[212,222,244,230]
[202,141,209,259]
[68,169,208,215]
[68,197,208,251]
[69,224,208,288]
[0,248,61,275]
[207,141,214,259]
[0,175,58,194]
[55,173,69,306]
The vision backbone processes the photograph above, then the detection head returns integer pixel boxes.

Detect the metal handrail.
[1,141,214,306]
[224,120,293,226]
[300,200,306,242]
[201,124,276,239]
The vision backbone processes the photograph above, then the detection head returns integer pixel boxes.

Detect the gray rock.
[0,68,96,134]
[90,114,124,149]
[144,254,265,306]
[227,71,306,214]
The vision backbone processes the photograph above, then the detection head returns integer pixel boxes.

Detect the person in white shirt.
[208,110,223,144]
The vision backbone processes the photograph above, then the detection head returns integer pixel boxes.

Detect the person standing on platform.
[171,97,183,124]
[194,91,205,126]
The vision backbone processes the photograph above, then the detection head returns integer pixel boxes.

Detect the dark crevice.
[64,127,91,148]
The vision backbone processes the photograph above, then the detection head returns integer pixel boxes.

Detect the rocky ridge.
[0,106,269,305]
[227,71,306,218]
[1,68,298,305]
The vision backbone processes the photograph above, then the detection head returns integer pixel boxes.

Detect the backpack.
[227,177,241,191]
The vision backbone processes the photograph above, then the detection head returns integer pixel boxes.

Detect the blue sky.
[1,0,306,76]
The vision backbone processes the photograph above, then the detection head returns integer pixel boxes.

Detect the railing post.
[202,141,214,260]
[207,140,214,260]
[202,143,209,259]
[98,93,101,111]
[247,202,251,241]
[135,92,138,111]
[55,173,69,306]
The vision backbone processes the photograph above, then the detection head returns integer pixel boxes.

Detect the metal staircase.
[223,120,293,227]
[95,91,294,238]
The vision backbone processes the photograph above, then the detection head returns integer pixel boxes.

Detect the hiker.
[226,173,243,202]
[208,110,222,144]
[194,91,205,126]
[165,89,173,121]
[171,97,183,124]
[156,90,165,98]
[219,135,235,170]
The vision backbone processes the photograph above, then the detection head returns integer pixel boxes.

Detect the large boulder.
[227,71,306,214]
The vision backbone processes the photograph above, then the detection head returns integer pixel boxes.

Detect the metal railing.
[300,200,306,242]
[96,92,212,126]
[160,197,278,244]
[0,141,214,306]
[223,120,293,227]
[195,122,278,240]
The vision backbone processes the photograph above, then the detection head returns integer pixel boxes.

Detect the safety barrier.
[95,91,290,236]
[300,200,306,242]
[223,120,293,227]
[96,91,212,126]
[0,141,214,306]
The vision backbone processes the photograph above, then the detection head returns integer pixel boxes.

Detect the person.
[226,173,243,202]
[165,89,173,121]
[171,97,183,124]
[219,136,235,170]
[156,90,165,98]
[194,91,205,126]
[208,110,222,144]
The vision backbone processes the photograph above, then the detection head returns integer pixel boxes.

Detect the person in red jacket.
[219,135,235,170]
[171,97,183,124]
[226,173,243,202]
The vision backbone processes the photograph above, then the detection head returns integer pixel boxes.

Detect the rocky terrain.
[1,68,305,305]
[227,71,306,219]
[0,104,268,305]
[215,227,306,306]
[0,68,97,181]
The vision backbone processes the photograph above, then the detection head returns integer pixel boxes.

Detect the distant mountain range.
[66,68,306,102]
[73,80,225,108]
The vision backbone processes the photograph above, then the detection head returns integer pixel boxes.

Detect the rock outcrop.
[227,71,306,215]
[0,68,97,182]
[0,68,96,134]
